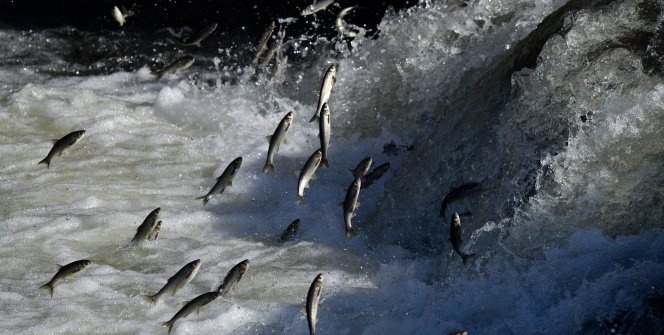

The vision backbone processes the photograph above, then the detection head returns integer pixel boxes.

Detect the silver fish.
[196,157,242,205]
[142,259,201,304]
[360,162,390,189]
[162,291,221,333]
[217,259,250,296]
[339,178,361,240]
[252,22,276,67]
[350,157,372,179]
[439,182,481,223]
[317,103,332,168]
[148,220,162,241]
[39,259,92,298]
[304,273,324,335]
[264,112,293,173]
[309,65,336,123]
[130,207,161,246]
[38,130,86,169]
[449,213,476,265]
[301,0,335,16]
[296,149,323,204]
[151,55,195,80]
[168,23,218,47]
[278,219,300,242]
[335,6,359,37]
[260,28,286,69]
[112,6,134,26]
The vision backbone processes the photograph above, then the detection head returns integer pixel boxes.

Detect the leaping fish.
[264,112,293,173]
[39,260,92,298]
[162,291,221,333]
[168,23,218,47]
[142,259,201,304]
[38,130,86,169]
[151,55,195,80]
[449,213,476,265]
[130,207,161,246]
[112,6,134,26]
[317,103,332,168]
[339,178,361,240]
[252,22,276,68]
[301,0,335,16]
[217,259,250,296]
[296,149,323,204]
[303,273,324,335]
[309,65,336,123]
[196,157,242,205]
[335,6,359,37]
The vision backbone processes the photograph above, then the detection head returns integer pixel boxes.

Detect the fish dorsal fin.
[295,169,302,176]
[275,146,279,153]
[318,303,322,309]
[300,306,306,314]
[216,176,222,182]
[56,264,63,270]
[51,139,59,144]
[316,133,320,140]
[266,135,272,143]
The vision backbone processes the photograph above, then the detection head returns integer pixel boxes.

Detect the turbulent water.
[1,0,663,334]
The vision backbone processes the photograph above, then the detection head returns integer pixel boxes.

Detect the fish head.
[152,207,162,218]
[328,64,336,75]
[292,219,300,228]
[74,130,86,139]
[80,260,92,269]
[191,259,202,270]
[285,112,294,123]
[238,259,250,273]
[452,213,461,227]
[231,157,243,170]
[314,273,324,287]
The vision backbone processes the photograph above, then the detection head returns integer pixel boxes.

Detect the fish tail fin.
[141,294,155,304]
[321,159,329,168]
[39,283,53,298]
[296,195,305,204]
[463,253,476,265]
[263,163,275,173]
[345,228,357,241]
[195,196,209,206]
[162,321,173,333]
[167,27,182,39]
[309,114,318,123]
[38,158,50,169]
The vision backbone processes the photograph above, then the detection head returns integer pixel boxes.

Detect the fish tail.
[263,163,275,173]
[39,283,54,298]
[345,228,357,240]
[162,321,173,333]
[296,195,305,205]
[150,71,162,80]
[195,196,209,205]
[321,159,329,168]
[309,114,318,123]
[141,294,155,304]
[38,158,50,169]
[462,253,476,265]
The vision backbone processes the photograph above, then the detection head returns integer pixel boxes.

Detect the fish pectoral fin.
[300,306,307,314]
[310,173,316,180]
[196,308,200,316]
[318,303,323,309]
[316,316,319,322]
[282,138,287,144]
[354,201,360,209]
[227,181,232,186]
[266,135,272,143]
[351,211,356,218]
[304,181,310,189]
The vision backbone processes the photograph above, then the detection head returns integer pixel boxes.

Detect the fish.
[162,291,221,333]
[360,162,390,189]
[151,55,195,80]
[439,182,481,223]
[260,28,286,69]
[168,23,218,47]
[142,259,201,304]
[350,157,372,179]
[301,0,335,16]
[303,273,324,335]
[112,6,134,26]
[339,178,361,240]
[296,149,323,204]
[335,6,359,37]
[130,207,161,246]
[148,220,162,241]
[252,22,276,68]
[38,130,86,169]
[39,259,92,298]
[448,213,476,265]
[278,219,300,242]
[196,157,242,205]
[317,103,332,168]
[309,65,336,123]
[216,259,250,296]
[264,112,293,173]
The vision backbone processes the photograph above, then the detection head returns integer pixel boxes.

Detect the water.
[1,0,663,334]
